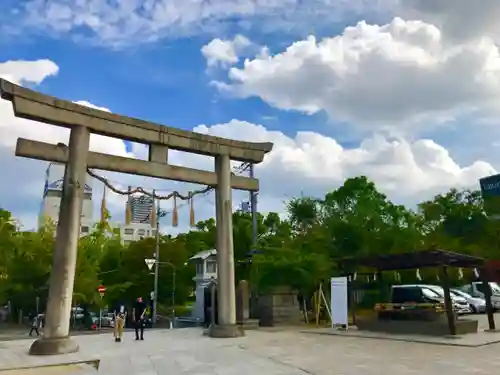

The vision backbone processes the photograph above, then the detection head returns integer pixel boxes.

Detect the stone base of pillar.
[29,336,79,356]
[207,324,244,338]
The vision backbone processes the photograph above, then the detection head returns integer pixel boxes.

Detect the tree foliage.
[0,176,499,314]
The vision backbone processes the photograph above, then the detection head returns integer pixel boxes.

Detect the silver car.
[424,285,471,315]
[458,282,500,309]
[451,289,486,314]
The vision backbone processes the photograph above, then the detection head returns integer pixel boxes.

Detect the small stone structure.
[186,249,217,322]
[236,280,259,329]
[356,316,479,336]
[258,286,303,326]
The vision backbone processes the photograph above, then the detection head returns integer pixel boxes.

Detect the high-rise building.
[38,163,94,235]
[130,195,154,224]
[38,166,157,245]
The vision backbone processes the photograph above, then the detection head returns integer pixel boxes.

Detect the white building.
[38,163,94,236]
[38,164,158,244]
[110,222,157,246]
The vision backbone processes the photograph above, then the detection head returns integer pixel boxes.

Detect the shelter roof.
[341,249,485,271]
[187,249,216,262]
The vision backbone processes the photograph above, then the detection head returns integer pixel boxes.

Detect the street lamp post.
[149,200,174,327]
[145,258,176,328]
[153,205,160,325]
[249,163,258,254]
[158,261,176,328]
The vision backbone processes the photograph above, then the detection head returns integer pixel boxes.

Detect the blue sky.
[1,0,500,230]
[1,32,339,142]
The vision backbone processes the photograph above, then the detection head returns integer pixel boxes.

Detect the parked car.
[88,312,114,329]
[391,284,470,314]
[457,282,500,309]
[451,289,486,313]
[424,285,471,315]
[382,285,447,320]
[71,306,84,320]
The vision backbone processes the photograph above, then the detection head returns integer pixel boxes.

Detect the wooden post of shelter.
[480,269,496,331]
[440,266,456,336]
[348,273,357,326]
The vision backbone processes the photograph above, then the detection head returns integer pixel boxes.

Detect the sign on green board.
[479,174,500,218]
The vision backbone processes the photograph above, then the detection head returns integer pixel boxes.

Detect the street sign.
[480,174,500,218]
[145,258,156,271]
[97,285,105,298]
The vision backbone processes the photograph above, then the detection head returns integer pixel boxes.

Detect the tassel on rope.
[189,194,195,227]
[473,268,480,278]
[172,193,179,227]
[394,271,401,282]
[150,198,157,226]
[416,268,422,281]
[100,185,107,224]
[125,186,132,225]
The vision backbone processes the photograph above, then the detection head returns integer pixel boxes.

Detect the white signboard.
[145,258,156,271]
[330,277,348,328]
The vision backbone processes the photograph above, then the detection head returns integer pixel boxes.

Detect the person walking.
[29,313,40,337]
[113,304,127,342]
[132,297,146,341]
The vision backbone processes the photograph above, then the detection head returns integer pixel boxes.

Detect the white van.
[458,282,500,309]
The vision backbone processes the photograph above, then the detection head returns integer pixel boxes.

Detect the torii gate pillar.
[30,126,90,355]
[210,154,239,337]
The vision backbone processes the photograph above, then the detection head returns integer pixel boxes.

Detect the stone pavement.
[0,363,96,374]
[0,329,114,343]
[0,327,499,374]
[303,326,500,347]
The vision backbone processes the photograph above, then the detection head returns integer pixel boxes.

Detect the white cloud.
[0,59,142,229]
[0,59,59,84]
[1,59,495,231]
[0,59,238,231]
[214,17,500,134]
[195,120,494,204]
[202,35,252,68]
[399,0,500,44]
[4,0,391,47]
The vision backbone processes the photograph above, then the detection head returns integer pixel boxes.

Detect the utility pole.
[152,197,170,325]
[153,191,160,325]
[249,164,258,252]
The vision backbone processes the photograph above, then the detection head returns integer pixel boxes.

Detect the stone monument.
[236,280,259,329]
[258,286,304,327]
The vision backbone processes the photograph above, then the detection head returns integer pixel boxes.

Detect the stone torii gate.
[0,79,272,355]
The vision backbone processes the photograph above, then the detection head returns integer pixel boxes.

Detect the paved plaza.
[0,327,499,374]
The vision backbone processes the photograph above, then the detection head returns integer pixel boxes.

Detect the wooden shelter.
[340,249,495,335]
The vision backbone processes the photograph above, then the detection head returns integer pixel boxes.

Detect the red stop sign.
[98,285,105,294]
